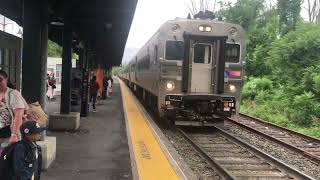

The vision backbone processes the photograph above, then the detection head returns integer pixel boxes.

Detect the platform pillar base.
[49,112,80,131]
[37,136,56,170]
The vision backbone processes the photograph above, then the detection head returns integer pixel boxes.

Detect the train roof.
[126,18,245,65]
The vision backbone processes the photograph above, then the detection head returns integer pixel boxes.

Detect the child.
[13,121,44,180]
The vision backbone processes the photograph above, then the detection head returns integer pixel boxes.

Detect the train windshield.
[225,44,240,63]
[165,41,184,60]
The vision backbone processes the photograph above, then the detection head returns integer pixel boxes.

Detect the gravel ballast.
[225,122,320,179]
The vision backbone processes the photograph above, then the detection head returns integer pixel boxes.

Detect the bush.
[242,77,273,100]
[287,92,318,127]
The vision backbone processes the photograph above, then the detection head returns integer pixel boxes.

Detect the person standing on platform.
[102,76,108,99]
[46,72,56,101]
[90,76,100,112]
[46,73,50,95]
[106,75,113,97]
[11,121,43,180]
[0,70,29,147]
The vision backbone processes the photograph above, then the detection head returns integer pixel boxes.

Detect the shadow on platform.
[42,82,132,180]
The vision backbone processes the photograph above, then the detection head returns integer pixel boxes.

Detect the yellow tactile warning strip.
[119,80,179,180]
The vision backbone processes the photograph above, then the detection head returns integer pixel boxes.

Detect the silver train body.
[120,18,246,125]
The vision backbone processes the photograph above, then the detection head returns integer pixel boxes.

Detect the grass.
[240,101,320,138]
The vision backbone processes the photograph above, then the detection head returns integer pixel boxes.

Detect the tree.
[218,0,264,30]
[48,40,78,59]
[306,0,320,23]
[267,23,320,84]
[277,0,302,35]
[48,40,62,57]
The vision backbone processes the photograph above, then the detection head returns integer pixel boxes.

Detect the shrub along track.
[177,126,315,180]
[226,113,320,166]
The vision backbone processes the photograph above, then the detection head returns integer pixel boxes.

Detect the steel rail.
[177,128,237,180]
[214,125,316,180]
[225,114,320,165]
[239,113,320,143]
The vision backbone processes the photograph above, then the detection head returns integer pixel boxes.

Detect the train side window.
[165,41,184,60]
[225,44,240,63]
[153,45,158,64]
[193,44,211,64]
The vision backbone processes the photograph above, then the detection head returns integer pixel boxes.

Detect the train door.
[190,43,213,93]
[182,34,227,94]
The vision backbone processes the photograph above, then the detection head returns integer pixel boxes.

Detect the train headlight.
[229,85,236,93]
[199,25,212,32]
[198,26,205,32]
[166,81,175,91]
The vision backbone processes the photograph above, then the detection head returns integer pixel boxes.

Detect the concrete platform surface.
[42,82,132,180]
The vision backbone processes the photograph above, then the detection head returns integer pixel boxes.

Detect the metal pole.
[60,16,72,114]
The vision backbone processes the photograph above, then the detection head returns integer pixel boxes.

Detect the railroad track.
[226,113,320,165]
[177,126,315,180]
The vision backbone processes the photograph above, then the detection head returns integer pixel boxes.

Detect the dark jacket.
[12,139,42,180]
[90,81,100,94]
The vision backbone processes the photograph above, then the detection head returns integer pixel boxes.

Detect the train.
[120,18,246,126]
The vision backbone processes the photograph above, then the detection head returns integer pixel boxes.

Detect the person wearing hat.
[12,121,44,180]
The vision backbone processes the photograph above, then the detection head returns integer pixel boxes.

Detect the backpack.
[0,142,19,179]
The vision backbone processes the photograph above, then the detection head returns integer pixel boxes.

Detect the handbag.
[27,102,49,127]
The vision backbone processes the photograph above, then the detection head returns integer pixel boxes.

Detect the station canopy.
[0,0,137,66]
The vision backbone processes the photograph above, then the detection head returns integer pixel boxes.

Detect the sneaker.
[93,109,97,112]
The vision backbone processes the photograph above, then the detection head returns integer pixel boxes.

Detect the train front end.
[160,20,245,126]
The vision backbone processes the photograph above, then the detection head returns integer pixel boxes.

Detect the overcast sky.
[122,0,192,64]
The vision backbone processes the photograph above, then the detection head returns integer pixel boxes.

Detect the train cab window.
[165,41,184,60]
[225,44,240,63]
[193,44,211,64]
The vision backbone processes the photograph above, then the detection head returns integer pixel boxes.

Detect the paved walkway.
[42,81,132,180]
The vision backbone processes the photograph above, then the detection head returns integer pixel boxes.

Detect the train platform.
[42,78,195,180]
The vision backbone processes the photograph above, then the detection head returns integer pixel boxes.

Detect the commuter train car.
[121,18,245,125]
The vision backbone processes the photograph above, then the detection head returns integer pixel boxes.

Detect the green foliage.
[313,75,320,94]
[112,66,126,76]
[267,23,320,83]
[242,77,273,100]
[219,0,264,31]
[48,40,79,60]
[48,40,62,57]
[287,92,319,127]
[301,65,320,98]
[217,0,320,137]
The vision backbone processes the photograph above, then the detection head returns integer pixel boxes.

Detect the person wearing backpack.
[0,120,43,180]
[0,70,29,147]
